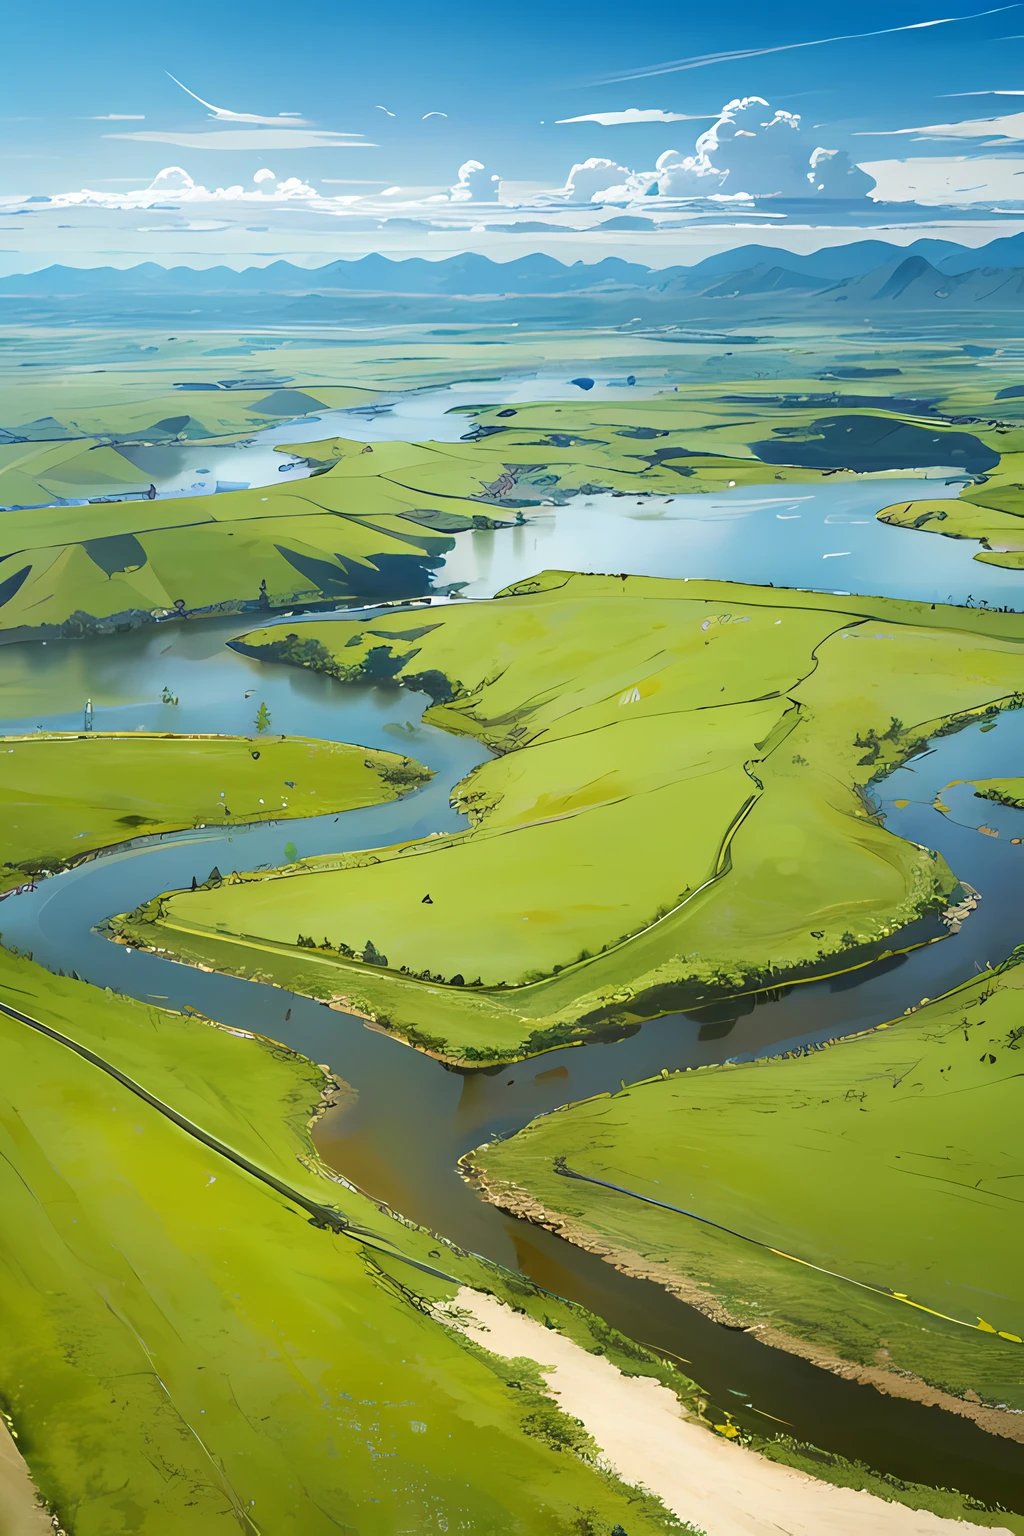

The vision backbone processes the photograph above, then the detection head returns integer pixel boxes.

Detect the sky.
[4,0,1024,270]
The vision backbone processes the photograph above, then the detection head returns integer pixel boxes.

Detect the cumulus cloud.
[556,108,710,126]
[807,146,877,195]
[253,167,276,183]
[560,96,876,202]
[7,165,325,211]
[450,160,500,200]
[562,157,635,202]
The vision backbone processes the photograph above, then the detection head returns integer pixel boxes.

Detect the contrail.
[587,4,1021,86]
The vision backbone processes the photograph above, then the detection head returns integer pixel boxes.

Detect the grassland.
[5,321,1024,638]
[0,941,703,1536]
[113,572,1024,1063]
[466,953,1024,1429]
[6,323,1024,637]
[0,730,430,895]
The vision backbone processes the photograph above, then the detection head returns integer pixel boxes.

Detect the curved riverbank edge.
[0,729,432,898]
[440,1287,1015,1536]
[104,917,954,1070]
[461,1167,1024,1448]
[0,1416,52,1536]
[108,568,1024,1065]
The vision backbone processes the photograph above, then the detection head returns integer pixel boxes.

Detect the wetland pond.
[1,584,1023,1512]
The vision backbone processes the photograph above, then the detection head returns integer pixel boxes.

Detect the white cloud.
[855,108,1024,144]
[8,165,329,212]
[106,129,374,150]
[556,108,710,126]
[253,168,276,183]
[861,154,1024,203]
[165,72,310,127]
[423,111,448,119]
[562,157,636,201]
[450,160,499,200]
[148,167,195,194]
[559,97,876,202]
[91,114,145,121]
[274,176,318,199]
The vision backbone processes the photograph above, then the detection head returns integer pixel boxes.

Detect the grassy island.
[112,572,1024,1063]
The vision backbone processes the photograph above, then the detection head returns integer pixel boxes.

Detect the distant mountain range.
[5,234,1024,324]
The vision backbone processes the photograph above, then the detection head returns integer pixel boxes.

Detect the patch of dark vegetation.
[751,414,998,475]
[274,545,445,602]
[81,533,149,575]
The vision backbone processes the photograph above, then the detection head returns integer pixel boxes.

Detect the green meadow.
[468,955,1024,1421]
[0,943,697,1536]
[0,730,430,895]
[114,572,1024,1062]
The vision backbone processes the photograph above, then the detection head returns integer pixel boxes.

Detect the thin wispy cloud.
[108,129,375,150]
[166,72,311,127]
[586,5,1021,86]
[423,111,448,119]
[557,108,713,125]
[375,105,396,116]
[854,106,1024,140]
[91,114,145,121]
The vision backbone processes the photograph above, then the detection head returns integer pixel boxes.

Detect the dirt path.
[444,1288,1013,1536]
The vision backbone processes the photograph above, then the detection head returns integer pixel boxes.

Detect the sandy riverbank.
[0,1418,52,1535]
[442,1287,1014,1536]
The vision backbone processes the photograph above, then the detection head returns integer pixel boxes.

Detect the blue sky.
[4,0,1024,268]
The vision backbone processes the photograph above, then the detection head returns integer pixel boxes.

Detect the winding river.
[1,488,1023,1513]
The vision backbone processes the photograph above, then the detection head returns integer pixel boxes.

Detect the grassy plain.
[0,730,429,895]
[5,324,1024,637]
[114,573,1024,1062]
[0,943,697,1536]
[468,955,1024,1423]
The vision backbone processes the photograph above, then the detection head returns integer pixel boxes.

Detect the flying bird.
[375,105,397,116]
[165,72,311,127]
[422,111,448,119]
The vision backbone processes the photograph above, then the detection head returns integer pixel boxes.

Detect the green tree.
[255,701,271,734]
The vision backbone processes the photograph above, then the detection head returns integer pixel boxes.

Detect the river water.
[0,561,1023,1508]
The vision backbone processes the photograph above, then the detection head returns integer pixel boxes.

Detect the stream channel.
[0,487,1023,1511]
